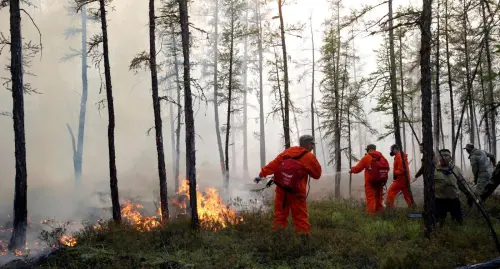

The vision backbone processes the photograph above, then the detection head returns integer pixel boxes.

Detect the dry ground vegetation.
[3,193,500,269]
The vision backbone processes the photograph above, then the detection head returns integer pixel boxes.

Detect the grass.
[14,197,500,269]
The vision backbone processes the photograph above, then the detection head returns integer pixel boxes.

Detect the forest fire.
[121,200,161,231]
[0,181,241,257]
[174,180,242,230]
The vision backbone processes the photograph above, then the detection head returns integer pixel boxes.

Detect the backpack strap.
[292,151,309,160]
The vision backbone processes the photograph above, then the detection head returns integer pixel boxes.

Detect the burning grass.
[20,197,500,269]
[0,180,242,261]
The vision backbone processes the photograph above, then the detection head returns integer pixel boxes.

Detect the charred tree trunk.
[389,0,414,204]
[277,0,290,149]
[8,0,28,251]
[99,0,121,223]
[480,0,496,156]
[224,8,236,191]
[257,0,266,167]
[149,0,169,222]
[178,0,200,229]
[445,0,455,160]
[421,0,436,238]
[434,0,441,151]
[212,0,225,182]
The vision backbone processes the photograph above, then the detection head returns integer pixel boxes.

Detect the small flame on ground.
[59,235,77,247]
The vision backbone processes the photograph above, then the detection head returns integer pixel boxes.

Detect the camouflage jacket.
[469,149,493,179]
[434,166,469,199]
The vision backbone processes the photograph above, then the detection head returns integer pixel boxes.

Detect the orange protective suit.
[259,146,322,234]
[385,152,412,208]
[350,151,388,215]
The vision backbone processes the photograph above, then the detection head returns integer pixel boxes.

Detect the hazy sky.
[0,0,457,217]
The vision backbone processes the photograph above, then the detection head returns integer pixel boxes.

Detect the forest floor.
[6,195,500,269]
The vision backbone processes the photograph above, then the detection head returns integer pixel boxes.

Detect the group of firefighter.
[254,134,500,235]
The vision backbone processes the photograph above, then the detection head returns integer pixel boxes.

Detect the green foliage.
[30,198,500,269]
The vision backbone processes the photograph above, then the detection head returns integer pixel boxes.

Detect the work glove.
[254,176,263,183]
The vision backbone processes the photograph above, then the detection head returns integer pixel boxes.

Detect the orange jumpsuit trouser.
[273,189,310,234]
[385,179,412,208]
[365,182,384,215]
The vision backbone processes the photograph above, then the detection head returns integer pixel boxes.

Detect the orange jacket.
[393,152,410,183]
[259,146,322,195]
[350,151,389,182]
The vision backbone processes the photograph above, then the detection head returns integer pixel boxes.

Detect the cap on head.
[299,135,315,147]
[366,144,376,151]
[464,144,474,151]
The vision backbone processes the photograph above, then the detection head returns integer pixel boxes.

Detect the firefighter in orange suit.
[255,135,322,234]
[350,144,389,215]
[385,144,413,208]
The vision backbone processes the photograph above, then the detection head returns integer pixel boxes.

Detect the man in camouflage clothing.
[464,144,494,199]
[480,161,500,202]
[434,149,471,225]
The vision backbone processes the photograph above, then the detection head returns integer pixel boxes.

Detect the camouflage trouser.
[475,173,492,198]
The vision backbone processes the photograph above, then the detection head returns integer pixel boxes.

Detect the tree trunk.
[8,0,28,251]
[74,7,88,185]
[398,27,406,152]
[314,101,328,170]
[172,25,182,192]
[462,0,475,145]
[334,5,341,198]
[212,0,225,183]
[224,8,235,191]
[277,0,290,149]
[421,0,436,238]
[257,0,265,167]
[177,0,200,229]
[434,0,441,151]
[480,0,496,156]
[149,0,168,222]
[292,107,300,144]
[445,0,455,160]
[231,113,236,172]
[389,0,414,204]
[480,62,492,152]
[410,96,417,172]
[473,101,482,149]
[310,16,315,156]
[242,0,249,177]
[99,0,121,223]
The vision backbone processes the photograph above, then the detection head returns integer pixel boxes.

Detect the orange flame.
[174,180,242,230]
[121,200,161,231]
[59,235,77,247]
